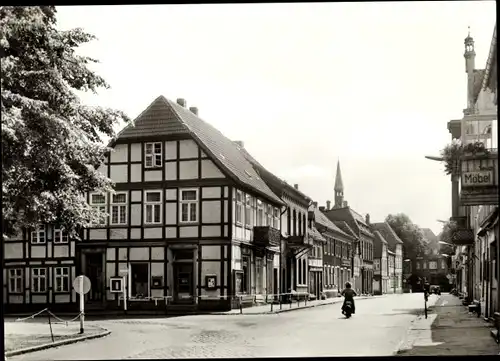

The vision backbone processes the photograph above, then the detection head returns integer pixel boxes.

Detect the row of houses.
[3,95,403,314]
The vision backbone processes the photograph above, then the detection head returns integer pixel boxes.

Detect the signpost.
[119,266,128,313]
[73,275,91,334]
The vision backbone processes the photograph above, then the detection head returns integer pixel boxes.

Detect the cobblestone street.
[9,294,437,359]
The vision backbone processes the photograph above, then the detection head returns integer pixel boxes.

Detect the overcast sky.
[56,2,496,235]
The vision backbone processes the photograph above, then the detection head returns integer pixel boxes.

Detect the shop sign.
[462,170,494,187]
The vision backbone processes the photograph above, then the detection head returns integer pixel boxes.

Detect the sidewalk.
[396,294,500,356]
[213,294,383,315]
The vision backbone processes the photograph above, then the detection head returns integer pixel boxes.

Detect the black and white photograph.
[2,1,499,359]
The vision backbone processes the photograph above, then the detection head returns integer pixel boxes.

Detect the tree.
[1,6,129,239]
[438,221,457,256]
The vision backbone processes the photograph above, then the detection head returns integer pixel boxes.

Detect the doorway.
[85,252,104,304]
[130,263,149,299]
[172,249,195,304]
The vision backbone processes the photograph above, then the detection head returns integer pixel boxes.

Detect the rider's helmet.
[345,282,351,288]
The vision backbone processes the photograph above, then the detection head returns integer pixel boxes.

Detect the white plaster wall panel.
[202,226,221,238]
[201,288,219,297]
[110,144,128,163]
[47,242,52,258]
[31,246,46,258]
[106,248,116,261]
[9,295,23,303]
[106,262,116,301]
[234,224,243,240]
[129,247,149,261]
[201,160,225,178]
[54,246,69,258]
[89,229,107,240]
[224,200,229,222]
[32,295,47,303]
[4,243,23,259]
[179,139,198,159]
[202,187,221,199]
[131,190,142,202]
[165,203,177,225]
[110,228,127,239]
[179,226,198,238]
[201,262,220,286]
[110,165,128,183]
[130,204,141,226]
[118,262,128,275]
[145,170,162,182]
[130,228,141,239]
[97,163,107,177]
[151,262,163,277]
[144,228,162,239]
[54,294,71,303]
[130,164,142,183]
[151,289,163,298]
[200,150,207,158]
[130,143,142,162]
[166,189,177,201]
[179,160,199,180]
[166,227,177,238]
[118,248,127,261]
[224,225,228,238]
[202,201,221,223]
[166,162,177,180]
[166,141,177,160]
[232,245,241,261]
[202,245,221,260]
[151,247,164,260]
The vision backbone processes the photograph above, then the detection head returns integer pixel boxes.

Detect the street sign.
[73,275,91,295]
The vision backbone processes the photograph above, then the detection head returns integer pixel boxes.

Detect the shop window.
[130,263,149,298]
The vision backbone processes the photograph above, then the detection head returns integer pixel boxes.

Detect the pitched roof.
[371,222,403,252]
[373,230,387,258]
[309,226,327,243]
[334,160,344,192]
[481,23,497,93]
[313,207,352,240]
[115,96,283,205]
[420,228,438,243]
[333,221,358,239]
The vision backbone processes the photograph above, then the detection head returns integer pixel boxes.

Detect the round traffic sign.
[73,275,91,295]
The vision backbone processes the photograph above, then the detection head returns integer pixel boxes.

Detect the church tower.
[334,159,344,208]
[464,27,476,113]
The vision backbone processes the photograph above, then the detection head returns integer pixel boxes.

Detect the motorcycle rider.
[341,282,357,315]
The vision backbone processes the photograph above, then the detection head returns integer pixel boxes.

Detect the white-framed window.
[111,192,128,225]
[144,190,162,224]
[441,259,446,269]
[256,200,264,226]
[8,269,23,293]
[90,193,107,226]
[273,207,279,229]
[429,261,437,270]
[422,262,427,269]
[244,194,252,226]
[266,205,272,226]
[180,189,198,223]
[235,191,243,224]
[31,268,47,293]
[31,225,46,244]
[374,259,380,271]
[54,267,70,292]
[53,227,68,244]
[145,142,162,168]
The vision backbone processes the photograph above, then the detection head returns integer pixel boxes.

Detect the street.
[8,293,434,359]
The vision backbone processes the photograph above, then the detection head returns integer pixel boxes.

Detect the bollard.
[270,296,273,312]
[47,311,55,343]
[305,295,308,306]
[239,296,243,314]
[290,294,292,309]
[279,293,282,310]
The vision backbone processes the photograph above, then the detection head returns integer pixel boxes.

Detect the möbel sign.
[462,170,494,187]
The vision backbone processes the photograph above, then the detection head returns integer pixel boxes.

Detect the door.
[173,262,194,304]
[86,253,104,303]
[273,268,278,298]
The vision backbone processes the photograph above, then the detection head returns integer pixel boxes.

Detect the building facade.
[372,222,403,294]
[307,207,326,299]
[373,231,389,295]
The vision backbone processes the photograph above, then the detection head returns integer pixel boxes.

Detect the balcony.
[288,234,314,248]
[451,228,475,246]
[253,226,281,248]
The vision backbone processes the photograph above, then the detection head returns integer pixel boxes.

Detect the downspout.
[279,204,287,310]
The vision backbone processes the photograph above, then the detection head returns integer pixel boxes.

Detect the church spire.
[334,159,344,208]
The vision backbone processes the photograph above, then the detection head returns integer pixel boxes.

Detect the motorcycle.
[343,300,353,319]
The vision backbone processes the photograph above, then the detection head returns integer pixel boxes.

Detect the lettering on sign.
[462,170,494,187]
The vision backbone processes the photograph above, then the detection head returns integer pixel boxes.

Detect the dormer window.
[145,142,162,168]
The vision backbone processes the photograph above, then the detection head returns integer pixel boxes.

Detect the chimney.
[342,201,348,207]
[365,213,370,224]
[326,200,331,210]
[189,106,198,115]
[319,206,326,212]
[312,201,318,208]
[234,140,244,148]
[294,184,299,190]
[176,98,186,107]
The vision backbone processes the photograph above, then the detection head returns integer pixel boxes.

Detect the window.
[144,191,162,224]
[429,261,437,270]
[111,192,128,225]
[53,227,68,244]
[257,200,264,226]
[180,189,198,223]
[32,268,47,293]
[273,208,279,229]
[422,262,427,269]
[8,269,23,293]
[54,267,70,292]
[31,225,46,244]
[416,262,420,270]
[298,259,302,284]
[90,193,107,226]
[244,194,252,226]
[236,191,243,224]
[292,210,297,236]
[374,260,380,271]
[266,205,272,226]
[145,142,162,168]
[441,259,446,269]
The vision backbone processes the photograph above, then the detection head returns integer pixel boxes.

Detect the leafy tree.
[1,6,129,239]
[438,221,457,256]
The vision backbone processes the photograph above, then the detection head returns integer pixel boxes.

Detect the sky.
[55,2,496,235]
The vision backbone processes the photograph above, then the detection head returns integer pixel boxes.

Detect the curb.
[213,295,383,316]
[5,329,111,358]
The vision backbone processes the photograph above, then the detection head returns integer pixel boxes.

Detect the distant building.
[416,228,451,291]
[373,231,389,295]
